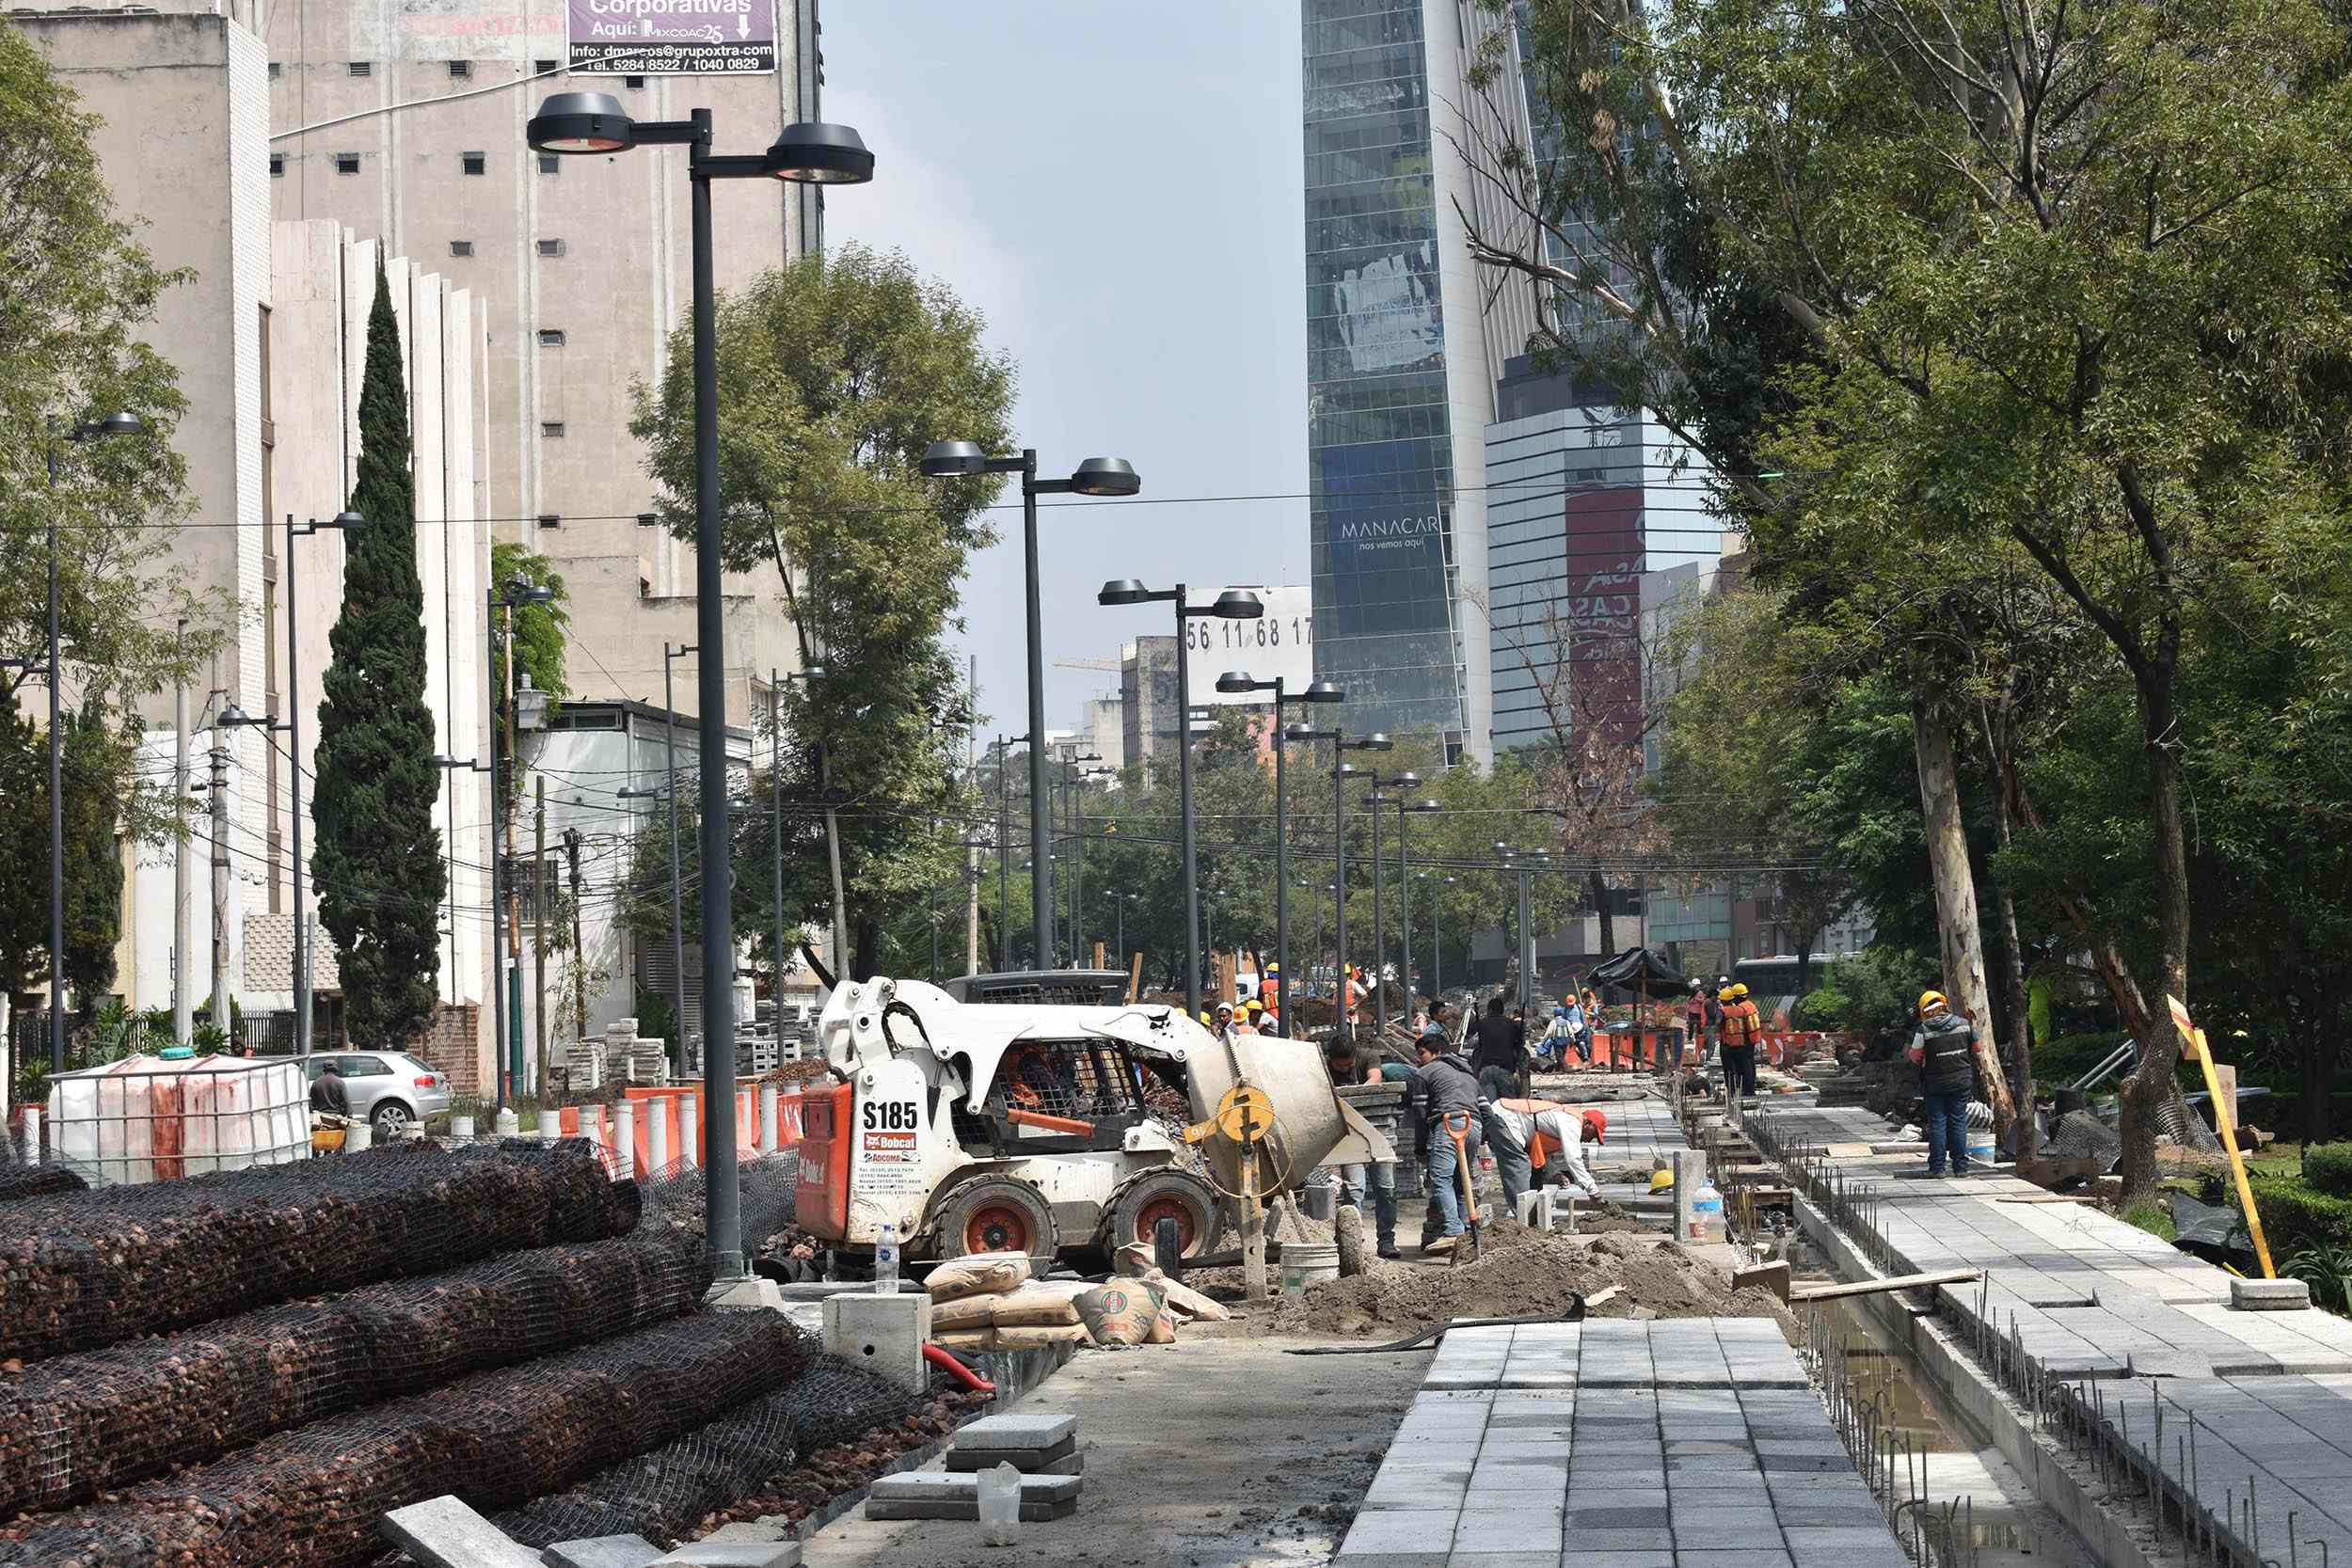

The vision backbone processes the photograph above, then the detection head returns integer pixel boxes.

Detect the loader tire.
[1099,1168,1226,1261]
[934,1178,1059,1262]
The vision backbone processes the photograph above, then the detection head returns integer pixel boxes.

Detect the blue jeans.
[1923,1090,1972,1175]
[1426,1115,1485,1235]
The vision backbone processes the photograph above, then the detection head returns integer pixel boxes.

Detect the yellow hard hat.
[1716,986,1736,1001]
[1245,999,1263,1014]
[1918,990,1948,1015]
[1649,1168,1676,1193]
[1730,983,1750,999]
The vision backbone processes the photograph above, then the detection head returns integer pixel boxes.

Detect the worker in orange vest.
[1718,983,1763,1101]
[1485,1098,1605,1212]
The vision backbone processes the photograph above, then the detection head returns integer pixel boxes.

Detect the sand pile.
[1270,1223,1796,1342]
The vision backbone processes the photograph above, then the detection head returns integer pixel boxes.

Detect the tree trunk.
[1982,732,2036,1160]
[1588,867,1616,959]
[852,913,880,988]
[1911,696,2015,1128]
[2117,660,2193,1203]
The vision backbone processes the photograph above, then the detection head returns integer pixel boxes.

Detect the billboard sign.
[1562,484,1645,748]
[568,0,774,73]
[1184,586,1316,709]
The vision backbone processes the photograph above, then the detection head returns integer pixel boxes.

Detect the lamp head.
[1355,732,1393,752]
[1411,797,1441,812]
[1210,589,1263,620]
[920,439,989,478]
[1300,680,1344,704]
[1097,578,1152,606]
[1393,771,1422,787]
[1069,457,1141,498]
[217,703,257,729]
[528,91,632,153]
[1216,671,1258,694]
[765,121,875,184]
[1282,722,1327,743]
[504,578,557,605]
[88,410,145,438]
[327,509,365,530]
[1337,763,1360,778]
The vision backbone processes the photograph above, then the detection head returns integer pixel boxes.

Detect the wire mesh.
[0,1310,811,1568]
[0,1139,637,1363]
[0,1160,85,1204]
[495,1353,929,1549]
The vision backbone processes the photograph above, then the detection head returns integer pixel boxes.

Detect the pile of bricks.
[865,1413,1083,1523]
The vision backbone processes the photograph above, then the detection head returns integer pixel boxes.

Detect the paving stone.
[1566,1528,1679,1553]
[2233,1277,2312,1311]
[698,1525,787,1544]
[945,1434,1078,1470]
[543,1537,664,1568]
[1567,1508,1670,1528]
[1672,1553,1794,1568]
[646,1542,802,1568]
[1779,1527,1904,1553]
[1559,1555,1676,1568]
[862,1497,1074,1523]
[1339,1509,1460,1558]
[1454,1509,1566,1552]
[380,1495,544,1568]
[866,1470,1081,1505]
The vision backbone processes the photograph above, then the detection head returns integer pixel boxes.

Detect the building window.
[538,153,560,175]
[461,151,486,176]
[267,60,281,79]
[348,60,372,77]
[542,421,565,438]
[536,238,564,257]
[450,240,474,257]
[538,514,562,529]
[269,153,285,177]
[534,57,559,74]
[334,153,360,175]
[538,329,566,346]
[624,74,645,88]
[448,59,470,79]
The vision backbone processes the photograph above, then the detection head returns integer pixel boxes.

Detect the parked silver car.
[302,1051,453,1135]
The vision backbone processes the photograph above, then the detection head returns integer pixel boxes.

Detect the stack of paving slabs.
[866,1414,1083,1522]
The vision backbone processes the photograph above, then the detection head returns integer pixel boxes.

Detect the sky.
[820,1,1308,743]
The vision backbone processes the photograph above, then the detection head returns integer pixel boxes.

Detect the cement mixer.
[793,976,1391,1269]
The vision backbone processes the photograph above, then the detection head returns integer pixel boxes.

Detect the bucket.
[1279,1240,1341,1295]
[1966,1129,1995,1167]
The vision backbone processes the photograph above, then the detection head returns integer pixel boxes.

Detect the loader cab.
[941,970,1133,1006]
[952,1033,1183,1158]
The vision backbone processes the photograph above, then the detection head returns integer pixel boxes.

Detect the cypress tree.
[312,259,445,1047]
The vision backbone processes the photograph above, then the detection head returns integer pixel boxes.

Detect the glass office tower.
[1302,0,1486,754]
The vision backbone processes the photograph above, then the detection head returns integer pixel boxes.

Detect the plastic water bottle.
[874,1222,899,1294]
[1688,1180,1726,1244]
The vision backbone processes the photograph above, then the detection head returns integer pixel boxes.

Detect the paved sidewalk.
[1338,1320,1909,1568]
[1746,1100,2352,1568]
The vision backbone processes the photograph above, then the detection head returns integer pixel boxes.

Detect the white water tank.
[46,1054,309,1184]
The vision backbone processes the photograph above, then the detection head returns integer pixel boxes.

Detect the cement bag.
[930,1292,1002,1331]
[1074,1280,1165,1346]
[993,1323,1089,1350]
[991,1281,1091,1327]
[1146,1306,1178,1344]
[928,1250,1033,1302]
[932,1328,996,1354]
[1153,1275,1232,1323]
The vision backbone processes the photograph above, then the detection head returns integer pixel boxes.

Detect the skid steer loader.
[793,976,1391,1268]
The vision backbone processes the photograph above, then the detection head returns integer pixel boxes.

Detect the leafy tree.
[488,539,566,816]
[312,260,445,1048]
[631,245,1009,981]
[1,24,225,1004]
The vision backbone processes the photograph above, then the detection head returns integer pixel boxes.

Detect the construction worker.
[1240,999,1266,1034]
[1717,984,1761,1101]
[1409,1025,1484,1248]
[1908,990,1981,1177]
[1259,961,1279,1012]
[1486,1098,1604,1212]
[1327,1039,1403,1259]
[1681,980,1709,1071]
[1467,992,1527,1101]
[1344,966,1369,1031]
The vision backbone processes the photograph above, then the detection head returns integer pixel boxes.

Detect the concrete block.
[706,1275,790,1311]
[820,1290,931,1393]
[542,1538,664,1568]
[647,1542,800,1567]
[955,1411,1078,1449]
[944,1435,1078,1471]
[863,1497,1076,1522]
[867,1469,1082,1505]
[379,1495,544,1568]
[2232,1277,2312,1311]
[700,1524,787,1544]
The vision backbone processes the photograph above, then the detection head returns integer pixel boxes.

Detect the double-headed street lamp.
[217,511,364,1062]
[1214,673,1342,1043]
[1494,840,1553,1028]
[18,411,145,1069]
[1058,759,1112,963]
[529,90,869,1279]
[1097,581,1263,1019]
[1283,723,1391,1034]
[1416,870,1458,1003]
[1359,772,1432,1036]
[927,444,1141,966]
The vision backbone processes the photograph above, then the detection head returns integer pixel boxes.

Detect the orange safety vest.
[1495,1099,1603,1168]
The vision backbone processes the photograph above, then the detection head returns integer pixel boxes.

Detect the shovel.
[1445,1112,1482,1266]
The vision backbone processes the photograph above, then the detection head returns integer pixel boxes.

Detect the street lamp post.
[1216,673,1341,1049]
[928,446,1139,968]
[659,642,694,1076]
[1282,724,1390,1036]
[1396,797,1439,1010]
[470,578,557,1103]
[28,412,145,1069]
[1065,761,1110,963]
[1358,771,1420,1037]
[1494,842,1552,1087]
[531,90,870,1278]
[1097,582,1263,1019]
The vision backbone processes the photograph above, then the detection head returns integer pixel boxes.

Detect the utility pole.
[965,656,980,975]
[533,777,548,1096]
[209,718,230,1038]
[995,736,1011,971]
[172,622,192,1045]
[563,826,586,1042]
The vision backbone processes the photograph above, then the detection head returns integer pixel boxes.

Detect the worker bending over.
[1484,1099,1605,1212]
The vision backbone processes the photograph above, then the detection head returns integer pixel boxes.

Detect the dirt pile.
[1270,1223,1797,1341]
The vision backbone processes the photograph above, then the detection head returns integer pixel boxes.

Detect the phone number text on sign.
[1183,584,1316,709]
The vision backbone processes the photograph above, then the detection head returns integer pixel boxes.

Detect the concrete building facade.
[262,0,821,728]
